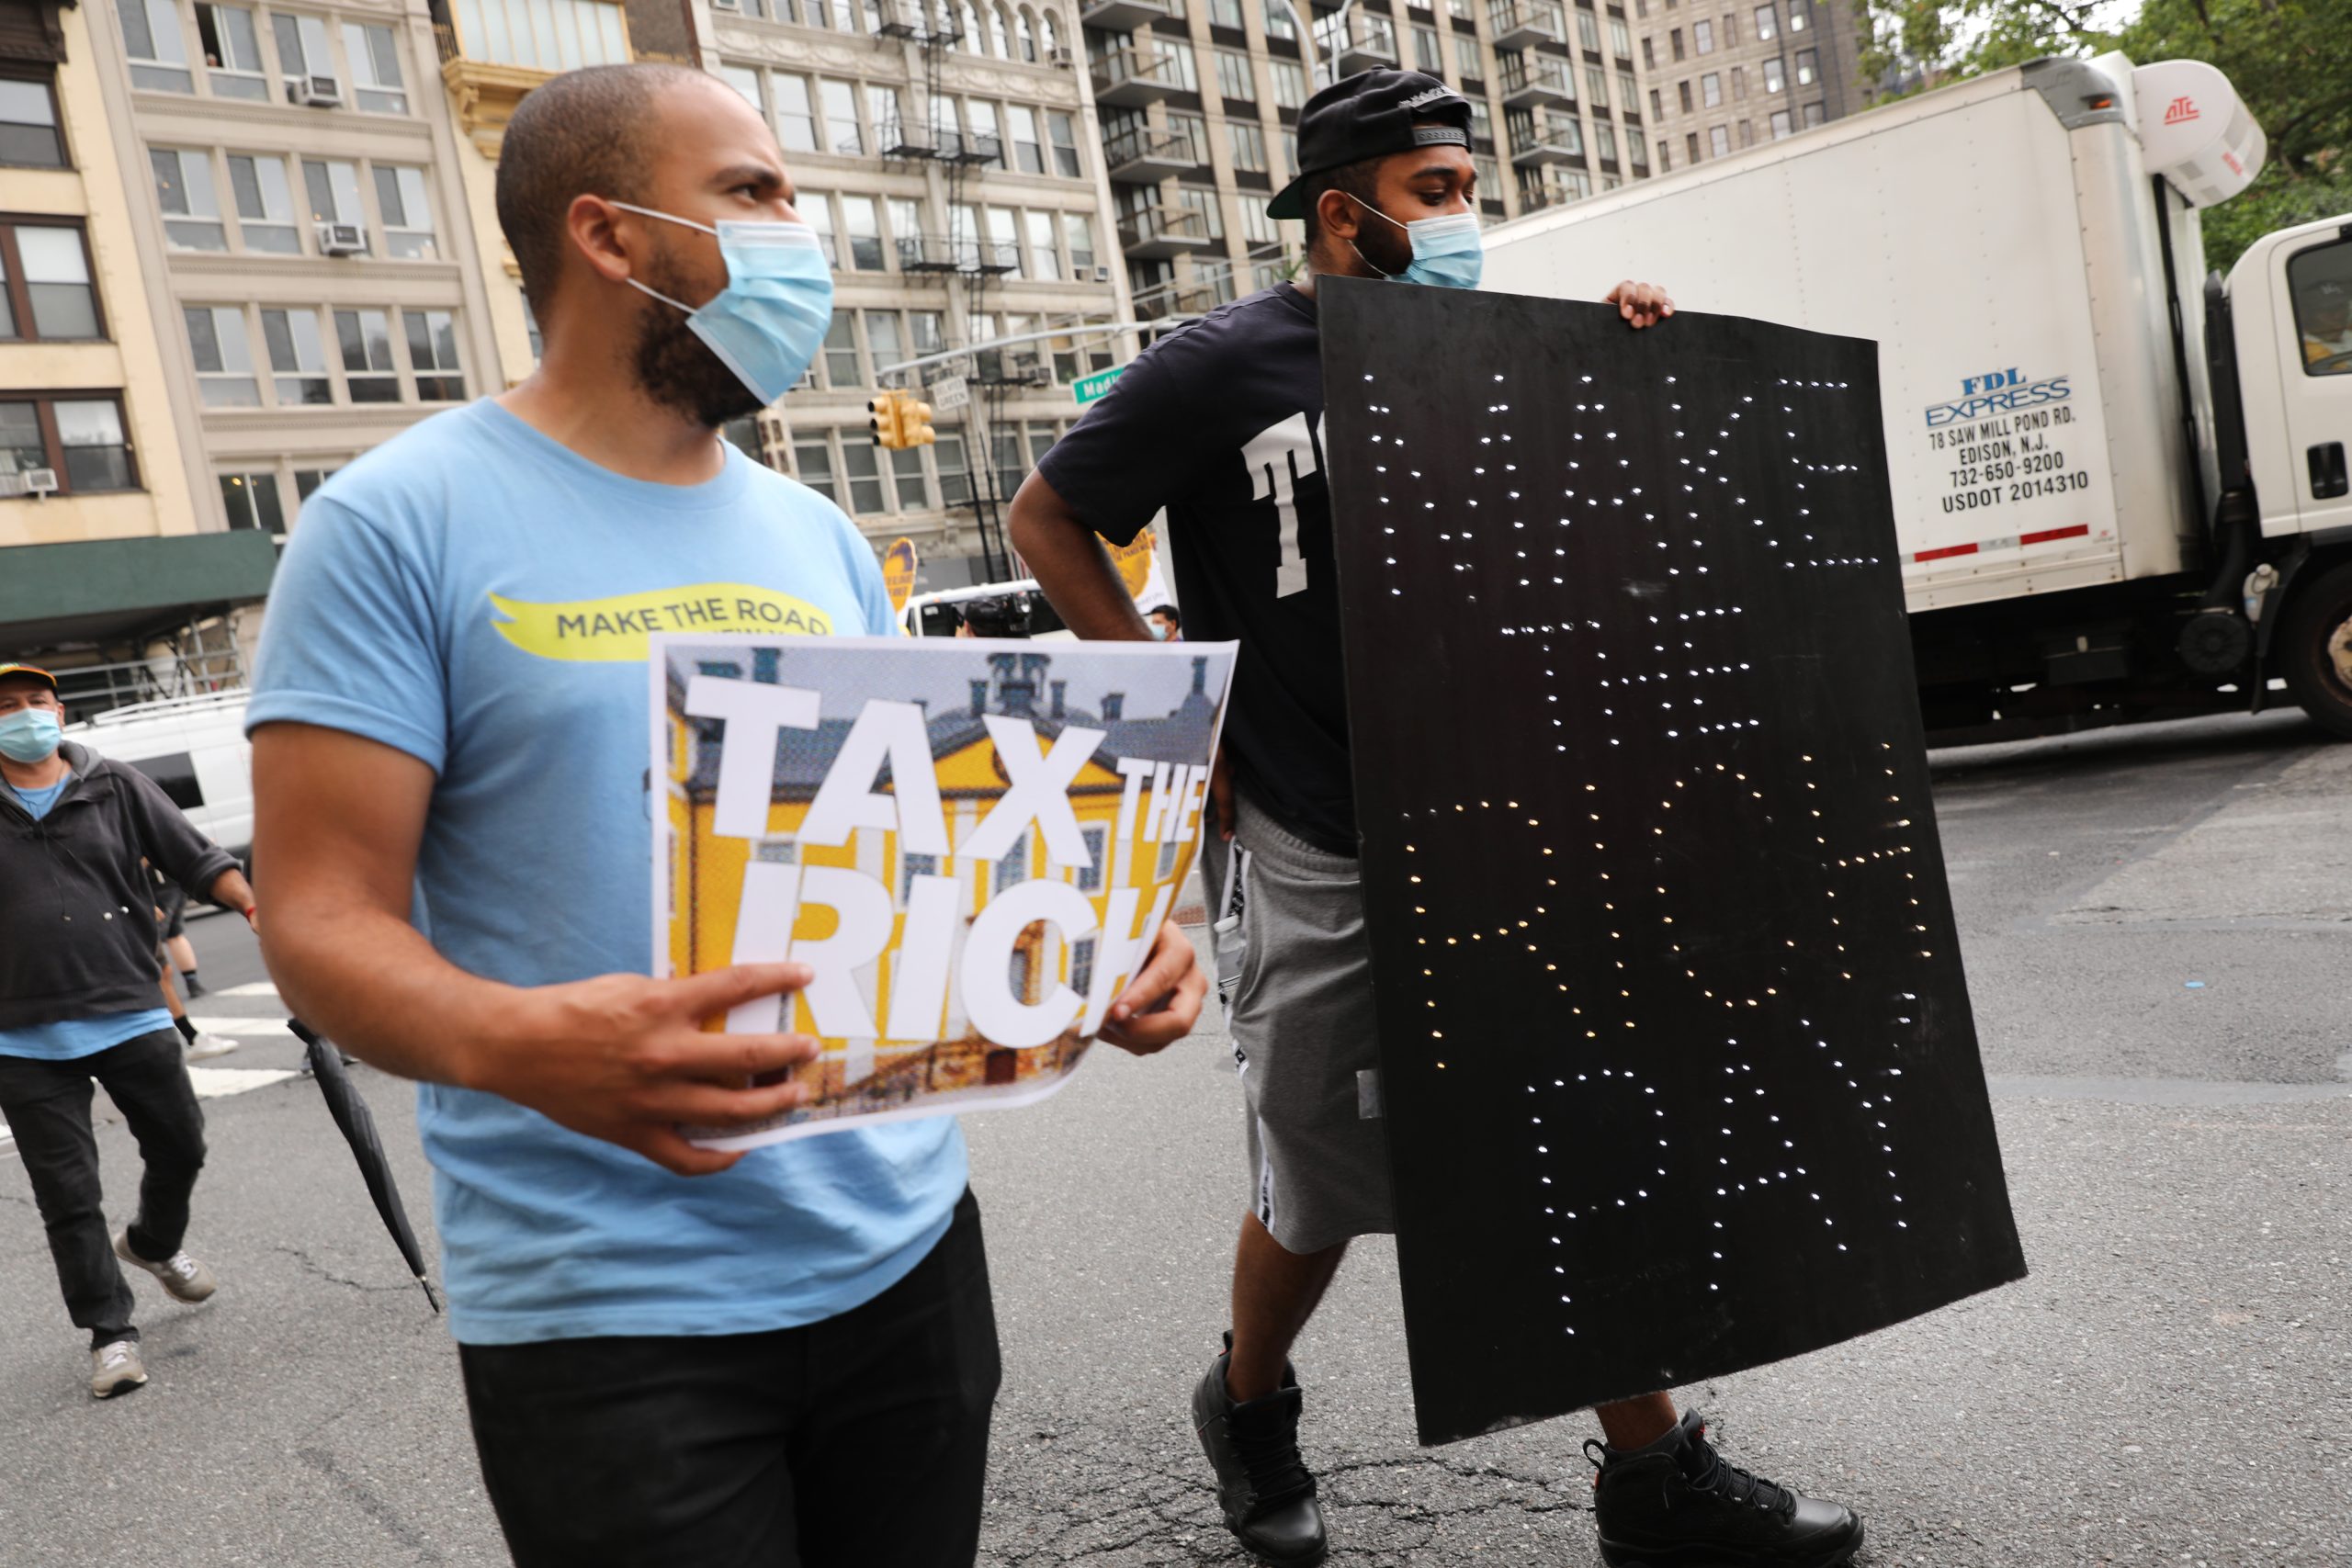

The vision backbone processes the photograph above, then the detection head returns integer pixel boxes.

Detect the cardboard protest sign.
[1319,278,2025,1444]
[652,637,1235,1148]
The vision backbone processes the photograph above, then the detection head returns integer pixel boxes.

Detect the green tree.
[1857,0,2352,271]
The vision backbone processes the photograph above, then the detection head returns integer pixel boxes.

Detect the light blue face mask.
[614,203,834,407]
[0,708,62,763]
[1349,196,1484,291]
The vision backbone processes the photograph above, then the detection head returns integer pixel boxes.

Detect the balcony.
[1104,125,1195,184]
[879,118,940,159]
[1510,108,1585,167]
[1080,0,1175,30]
[937,129,1004,165]
[1334,38,1397,74]
[1131,278,1225,321]
[1092,46,1180,108]
[1489,1,1565,49]
[1119,204,1215,259]
[434,0,629,153]
[1500,53,1576,107]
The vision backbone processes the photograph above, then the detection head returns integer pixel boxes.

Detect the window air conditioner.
[315,221,367,255]
[1091,265,1112,283]
[291,74,343,107]
[24,468,60,495]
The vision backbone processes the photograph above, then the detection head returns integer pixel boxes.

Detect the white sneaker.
[114,1229,218,1303]
[183,1032,238,1062]
[91,1340,147,1399]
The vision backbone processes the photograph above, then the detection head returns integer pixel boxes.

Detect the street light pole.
[1279,0,1357,88]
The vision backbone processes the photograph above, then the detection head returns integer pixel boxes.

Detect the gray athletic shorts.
[1202,794,1394,1256]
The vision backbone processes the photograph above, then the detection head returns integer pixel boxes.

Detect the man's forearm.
[265,899,518,1089]
[1009,475,1154,642]
[208,868,255,916]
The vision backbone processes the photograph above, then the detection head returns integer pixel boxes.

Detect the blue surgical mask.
[614,204,834,407]
[0,708,62,763]
[1349,196,1484,291]
[1148,624,1170,640]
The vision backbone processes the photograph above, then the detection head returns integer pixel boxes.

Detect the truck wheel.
[2281,560,2352,741]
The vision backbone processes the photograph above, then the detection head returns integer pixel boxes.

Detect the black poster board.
[1320,278,2025,1446]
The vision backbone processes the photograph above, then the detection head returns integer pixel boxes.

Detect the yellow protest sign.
[882,537,919,615]
[490,585,834,661]
[1109,531,1156,599]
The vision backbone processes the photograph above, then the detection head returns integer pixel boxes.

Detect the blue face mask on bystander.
[614,204,835,406]
[0,708,62,763]
[1347,195,1484,291]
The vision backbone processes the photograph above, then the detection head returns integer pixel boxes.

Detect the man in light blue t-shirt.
[248,64,1203,1568]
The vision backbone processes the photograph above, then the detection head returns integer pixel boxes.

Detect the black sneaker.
[1589,1409,1863,1568]
[1192,1335,1328,1565]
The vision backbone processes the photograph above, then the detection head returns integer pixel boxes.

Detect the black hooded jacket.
[1,740,237,1030]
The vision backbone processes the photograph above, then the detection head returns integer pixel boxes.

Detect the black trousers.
[458,1188,1002,1568]
[0,1028,208,1348]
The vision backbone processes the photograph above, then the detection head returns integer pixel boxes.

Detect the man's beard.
[630,251,765,428]
[1351,215,1414,280]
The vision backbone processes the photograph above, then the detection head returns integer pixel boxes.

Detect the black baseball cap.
[1266,70,1475,220]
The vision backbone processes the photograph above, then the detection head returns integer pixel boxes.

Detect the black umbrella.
[288,1019,441,1314]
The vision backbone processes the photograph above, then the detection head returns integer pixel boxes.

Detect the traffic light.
[866,389,939,451]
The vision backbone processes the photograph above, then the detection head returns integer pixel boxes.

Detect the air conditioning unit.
[1091,265,1112,283]
[315,221,366,255]
[290,74,343,107]
[24,468,60,495]
[1048,46,1072,67]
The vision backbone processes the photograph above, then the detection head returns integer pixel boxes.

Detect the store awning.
[0,531,279,652]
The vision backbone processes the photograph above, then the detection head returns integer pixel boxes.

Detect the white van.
[65,690,254,862]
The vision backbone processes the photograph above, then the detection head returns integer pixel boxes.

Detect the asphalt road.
[3,710,2346,1568]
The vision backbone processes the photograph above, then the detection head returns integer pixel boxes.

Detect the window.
[1643,36,1656,68]
[303,158,367,248]
[196,6,268,100]
[1803,99,1825,128]
[800,190,836,265]
[294,466,336,506]
[1262,0,1294,37]
[1238,193,1276,246]
[1701,72,1720,107]
[1215,46,1253,101]
[1177,185,1222,240]
[1731,65,1746,99]
[1770,108,1792,140]
[1739,118,1754,145]
[1789,0,1808,28]
[0,224,97,341]
[1166,109,1207,164]
[1724,11,1739,44]
[964,97,1001,163]
[934,433,970,505]
[910,310,944,355]
[1755,4,1776,39]
[343,22,406,113]
[2290,243,2352,377]
[1709,124,1729,156]
[1047,111,1080,177]
[890,446,926,508]
[1687,130,1700,161]
[229,153,300,252]
[1007,104,1043,173]
[119,0,194,93]
[888,196,922,261]
[1595,121,1617,164]
[866,82,900,147]
[864,310,901,380]
[794,439,837,502]
[1763,56,1784,93]
[1062,211,1095,275]
[1069,935,1095,996]
[841,195,883,270]
[404,310,464,400]
[1693,17,1713,51]
[1650,87,1664,118]
[841,440,885,513]
[1670,27,1683,61]
[1412,26,1440,74]
[1455,29,1479,80]
[151,149,226,251]
[220,471,285,533]
[822,311,858,387]
[773,74,818,152]
[270,13,335,94]
[1678,80,1693,112]
[261,307,331,403]
[1795,48,1816,85]
[1577,11,1598,51]
[1619,71,1637,109]
[186,305,260,406]
[986,206,1021,276]
[334,308,398,401]
[0,73,66,166]
[374,166,436,258]
[1075,823,1107,892]
[1467,99,1490,144]
[54,399,136,491]
[1271,58,1306,110]
[1588,64,1608,104]
[1210,0,1242,24]
[1024,209,1060,279]
[1228,118,1267,173]
[820,79,864,154]
[717,62,761,112]
[1627,126,1648,165]
[1610,17,1633,55]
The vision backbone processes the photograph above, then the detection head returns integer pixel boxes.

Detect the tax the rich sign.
[651,636,1235,1147]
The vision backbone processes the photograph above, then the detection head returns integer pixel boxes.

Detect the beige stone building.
[2,0,273,696]
[1633,0,1871,167]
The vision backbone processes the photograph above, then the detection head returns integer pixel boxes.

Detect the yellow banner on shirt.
[489,585,835,662]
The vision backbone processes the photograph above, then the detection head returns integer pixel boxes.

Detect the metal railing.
[49,648,247,726]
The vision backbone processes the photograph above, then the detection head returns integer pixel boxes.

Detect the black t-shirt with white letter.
[1035,284,1360,855]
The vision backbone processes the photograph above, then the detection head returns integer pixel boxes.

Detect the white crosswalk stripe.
[189,1016,293,1038]
[219,981,282,999]
[187,1066,298,1100]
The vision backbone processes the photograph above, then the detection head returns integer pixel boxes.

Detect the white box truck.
[1483,52,2352,741]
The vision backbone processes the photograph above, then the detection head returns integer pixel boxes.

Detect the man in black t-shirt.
[1015,70,1864,1568]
